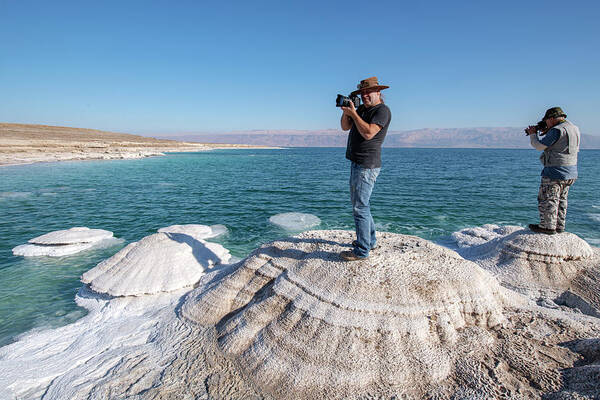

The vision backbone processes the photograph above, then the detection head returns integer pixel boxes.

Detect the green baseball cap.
[542,107,567,120]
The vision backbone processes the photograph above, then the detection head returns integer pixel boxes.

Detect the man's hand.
[525,125,538,136]
[341,104,357,118]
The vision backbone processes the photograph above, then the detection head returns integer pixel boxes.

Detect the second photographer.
[525,107,580,235]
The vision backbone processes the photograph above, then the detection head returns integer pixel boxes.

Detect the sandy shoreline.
[0,123,276,167]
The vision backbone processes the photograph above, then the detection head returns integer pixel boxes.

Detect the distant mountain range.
[157,127,600,149]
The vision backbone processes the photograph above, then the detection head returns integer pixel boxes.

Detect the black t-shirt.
[345,103,392,168]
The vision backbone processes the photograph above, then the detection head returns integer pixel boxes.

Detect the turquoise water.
[1,148,599,347]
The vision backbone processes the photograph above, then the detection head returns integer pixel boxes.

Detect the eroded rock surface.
[182,230,518,398]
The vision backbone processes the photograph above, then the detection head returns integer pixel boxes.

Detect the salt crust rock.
[450,224,522,249]
[268,212,321,231]
[12,227,118,257]
[28,227,114,245]
[0,276,261,400]
[3,229,600,399]
[181,230,509,398]
[13,242,96,257]
[450,225,596,295]
[158,224,227,239]
[82,232,231,296]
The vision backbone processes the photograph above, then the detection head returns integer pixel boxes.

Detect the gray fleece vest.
[540,120,580,167]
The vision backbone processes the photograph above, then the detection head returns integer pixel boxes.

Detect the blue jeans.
[349,162,380,257]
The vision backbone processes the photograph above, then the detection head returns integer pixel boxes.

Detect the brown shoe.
[528,224,556,235]
[340,250,368,261]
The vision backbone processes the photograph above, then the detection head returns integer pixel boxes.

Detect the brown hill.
[0,123,254,166]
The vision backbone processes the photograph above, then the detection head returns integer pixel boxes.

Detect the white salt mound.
[268,212,320,231]
[12,227,117,257]
[12,242,96,257]
[450,225,597,298]
[182,230,509,398]
[82,232,231,296]
[28,227,113,245]
[158,224,228,239]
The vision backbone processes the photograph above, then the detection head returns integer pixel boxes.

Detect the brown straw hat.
[350,76,390,96]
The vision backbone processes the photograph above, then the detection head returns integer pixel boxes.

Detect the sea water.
[1,148,599,347]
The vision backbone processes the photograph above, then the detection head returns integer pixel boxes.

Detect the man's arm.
[340,114,352,131]
[529,133,548,151]
[527,128,560,151]
[340,105,382,140]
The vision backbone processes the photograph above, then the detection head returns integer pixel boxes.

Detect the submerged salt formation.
[268,212,321,231]
[181,230,511,398]
[82,231,231,296]
[12,227,116,257]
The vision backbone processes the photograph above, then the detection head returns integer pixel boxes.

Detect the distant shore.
[0,123,277,167]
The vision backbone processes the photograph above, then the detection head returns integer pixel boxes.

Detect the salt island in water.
[1,222,599,399]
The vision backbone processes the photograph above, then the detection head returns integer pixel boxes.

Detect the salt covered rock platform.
[1,227,600,399]
[451,224,600,317]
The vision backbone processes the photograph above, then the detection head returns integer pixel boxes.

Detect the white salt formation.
[158,223,227,239]
[2,228,600,399]
[182,230,509,399]
[450,224,522,250]
[12,227,116,257]
[451,225,596,293]
[82,231,231,296]
[29,227,114,244]
[13,242,97,257]
[268,212,321,231]
[451,224,600,322]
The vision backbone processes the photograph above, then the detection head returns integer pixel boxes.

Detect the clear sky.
[1,0,599,135]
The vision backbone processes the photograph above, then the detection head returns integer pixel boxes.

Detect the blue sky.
[1,0,599,135]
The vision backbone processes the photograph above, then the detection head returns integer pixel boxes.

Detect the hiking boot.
[528,224,556,235]
[556,228,565,233]
[352,240,379,250]
[340,250,368,261]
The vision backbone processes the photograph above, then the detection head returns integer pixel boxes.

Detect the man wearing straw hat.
[525,106,580,235]
[339,77,392,261]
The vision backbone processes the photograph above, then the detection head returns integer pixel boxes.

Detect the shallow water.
[1,148,599,346]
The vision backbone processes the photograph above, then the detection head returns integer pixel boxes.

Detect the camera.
[525,120,548,136]
[336,94,360,108]
[536,120,547,132]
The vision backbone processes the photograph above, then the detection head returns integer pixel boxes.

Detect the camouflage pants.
[538,176,576,230]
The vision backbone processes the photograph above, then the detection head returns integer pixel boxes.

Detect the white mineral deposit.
[158,224,228,240]
[1,226,599,399]
[81,231,231,297]
[12,227,118,257]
